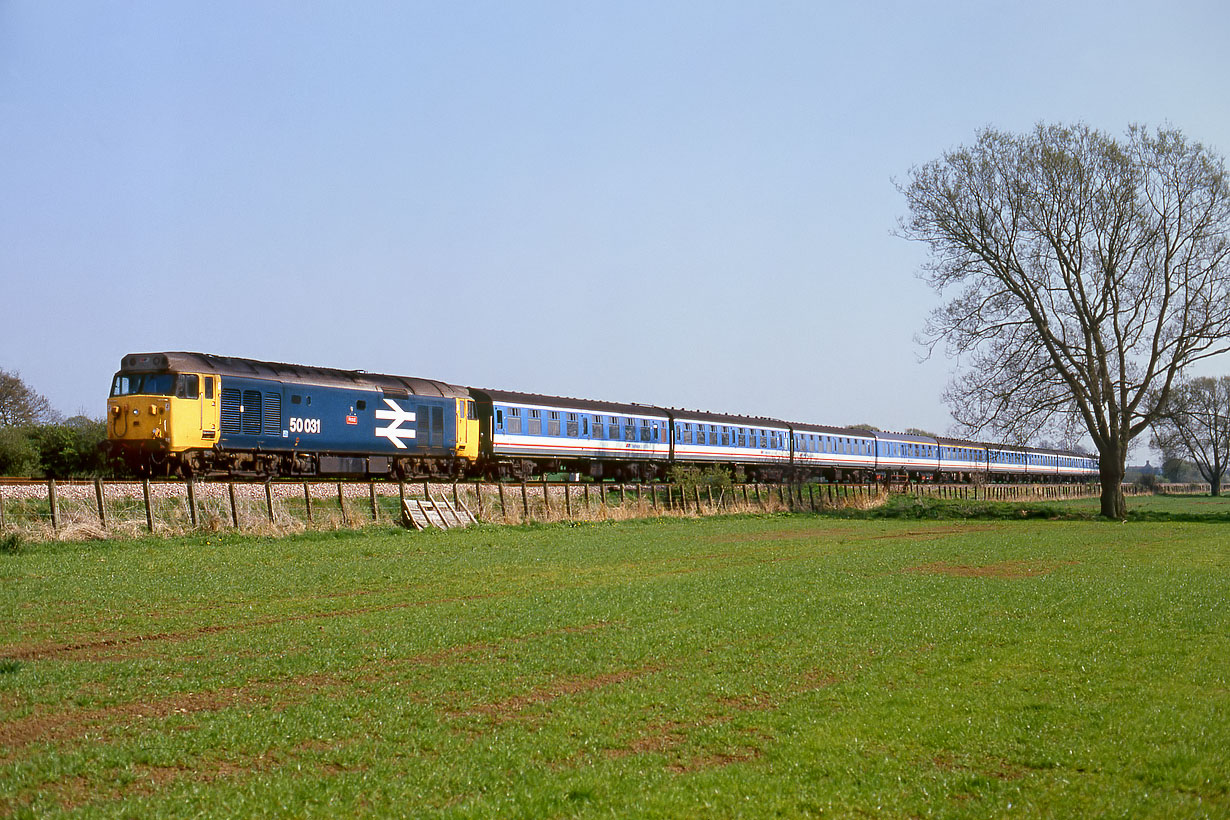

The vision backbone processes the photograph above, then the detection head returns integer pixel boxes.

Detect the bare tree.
[899,124,1230,518]
[0,369,56,427]
[1150,376,1230,496]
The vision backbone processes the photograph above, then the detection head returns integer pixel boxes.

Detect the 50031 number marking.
[289,417,321,434]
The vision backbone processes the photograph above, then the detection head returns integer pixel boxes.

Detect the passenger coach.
[470,389,670,480]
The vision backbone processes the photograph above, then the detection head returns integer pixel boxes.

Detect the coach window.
[528,409,542,435]
[547,411,560,436]
[508,408,522,434]
[204,377,214,400]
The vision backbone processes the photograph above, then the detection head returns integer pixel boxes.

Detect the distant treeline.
[0,417,119,478]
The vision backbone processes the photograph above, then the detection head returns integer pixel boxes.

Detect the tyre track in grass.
[0,592,506,661]
[0,621,619,759]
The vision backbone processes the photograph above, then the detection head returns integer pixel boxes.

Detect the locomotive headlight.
[111,405,120,417]
[149,404,158,415]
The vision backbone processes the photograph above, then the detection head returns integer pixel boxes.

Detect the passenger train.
[105,352,1100,482]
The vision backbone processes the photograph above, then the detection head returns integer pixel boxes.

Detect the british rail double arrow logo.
[374,399,417,448]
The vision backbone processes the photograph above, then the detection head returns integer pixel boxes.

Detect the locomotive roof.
[117,352,468,399]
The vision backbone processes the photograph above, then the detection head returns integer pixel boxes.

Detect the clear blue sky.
[3,1,1228,452]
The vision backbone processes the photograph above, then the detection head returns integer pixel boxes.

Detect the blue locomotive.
[106,352,1100,481]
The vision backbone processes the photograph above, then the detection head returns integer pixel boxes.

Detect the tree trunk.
[1099,455,1126,520]
[1212,475,1222,497]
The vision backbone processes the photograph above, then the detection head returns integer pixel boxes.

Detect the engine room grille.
[242,390,262,435]
[221,389,241,433]
[263,392,281,435]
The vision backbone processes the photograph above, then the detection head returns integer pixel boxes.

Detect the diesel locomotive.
[105,352,1100,482]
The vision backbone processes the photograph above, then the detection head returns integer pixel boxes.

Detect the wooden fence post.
[0,484,6,530]
[95,478,108,529]
[338,483,348,526]
[228,482,239,528]
[694,484,702,512]
[498,481,506,518]
[185,479,196,529]
[521,481,529,520]
[265,482,275,524]
[650,483,658,511]
[372,482,380,522]
[141,479,152,533]
[474,484,485,520]
[48,479,59,532]
[542,479,552,515]
[306,482,315,524]
[564,479,572,518]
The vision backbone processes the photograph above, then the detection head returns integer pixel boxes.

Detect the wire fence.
[0,477,1170,541]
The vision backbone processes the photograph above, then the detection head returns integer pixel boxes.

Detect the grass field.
[2,496,1228,817]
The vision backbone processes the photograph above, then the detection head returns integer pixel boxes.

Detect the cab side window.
[176,374,199,399]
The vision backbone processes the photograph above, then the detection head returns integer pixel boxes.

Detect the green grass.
[833,491,1230,522]
[2,498,1228,817]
